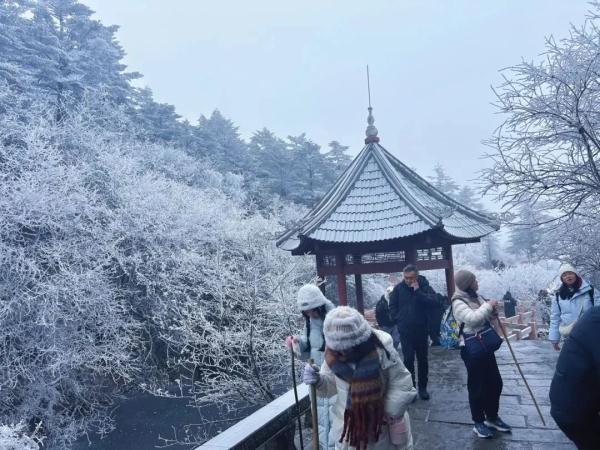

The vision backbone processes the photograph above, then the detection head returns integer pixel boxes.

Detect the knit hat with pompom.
[323,306,372,351]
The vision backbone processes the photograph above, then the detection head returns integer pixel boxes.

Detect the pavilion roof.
[277,110,499,253]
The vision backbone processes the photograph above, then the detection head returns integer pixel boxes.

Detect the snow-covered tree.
[324,140,352,177]
[484,3,600,223]
[429,164,459,198]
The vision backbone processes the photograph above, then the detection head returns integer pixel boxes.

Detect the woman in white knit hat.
[302,306,416,450]
[286,284,336,449]
[549,263,595,351]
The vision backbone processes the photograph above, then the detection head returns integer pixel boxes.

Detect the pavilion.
[277,107,499,313]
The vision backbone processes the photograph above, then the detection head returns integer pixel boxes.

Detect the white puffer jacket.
[295,299,336,449]
[451,289,495,345]
[315,329,416,450]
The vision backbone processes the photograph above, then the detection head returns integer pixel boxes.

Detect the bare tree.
[483,3,600,223]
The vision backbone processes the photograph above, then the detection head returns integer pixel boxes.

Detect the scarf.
[559,276,583,300]
[325,337,385,450]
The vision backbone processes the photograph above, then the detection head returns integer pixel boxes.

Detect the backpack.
[375,295,394,328]
[440,304,461,349]
[555,285,594,314]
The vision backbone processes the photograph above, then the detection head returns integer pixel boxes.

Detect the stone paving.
[407,341,576,450]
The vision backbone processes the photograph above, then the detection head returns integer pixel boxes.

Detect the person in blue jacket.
[286,284,336,450]
[550,306,600,449]
[549,263,594,351]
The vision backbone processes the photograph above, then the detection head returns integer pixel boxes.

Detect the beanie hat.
[559,263,578,278]
[323,306,372,351]
[297,284,329,312]
[455,270,476,292]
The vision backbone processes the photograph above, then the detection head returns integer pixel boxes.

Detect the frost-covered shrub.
[0,95,312,448]
[0,423,40,450]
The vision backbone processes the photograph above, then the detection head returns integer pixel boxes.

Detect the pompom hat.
[297,284,329,312]
[323,306,372,351]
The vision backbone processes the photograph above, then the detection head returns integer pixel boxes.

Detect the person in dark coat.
[502,291,517,318]
[375,286,400,348]
[550,306,600,450]
[389,264,439,400]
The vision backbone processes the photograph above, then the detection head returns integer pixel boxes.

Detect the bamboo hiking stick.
[288,319,304,450]
[495,317,547,426]
[290,346,304,450]
[308,358,320,450]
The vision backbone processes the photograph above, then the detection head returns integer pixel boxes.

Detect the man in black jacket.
[550,306,600,449]
[389,264,439,400]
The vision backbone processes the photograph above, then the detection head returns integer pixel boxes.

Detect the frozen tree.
[288,133,329,206]
[508,204,548,262]
[0,423,41,450]
[192,109,249,172]
[131,87,184,144]
[248,128,292,198]
[484,4,600,223]
[324,140,352,177]
[429,164,459,198]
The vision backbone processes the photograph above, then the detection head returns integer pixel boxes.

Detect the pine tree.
[287,134,327,206]
[324,140,352,177]
[248,128,291,198]
[509,204,545,261]
[193,110,248,172]
[429,164,459,198]
[0,0,138,118]
[132,88,183,143]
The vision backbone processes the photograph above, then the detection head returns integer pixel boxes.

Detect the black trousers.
[399,330,429,389]
[460,347,503,423]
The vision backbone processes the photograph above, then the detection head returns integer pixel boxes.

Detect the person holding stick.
[451,270,512,439]
[302,306,416,450]
[286,284,336,450]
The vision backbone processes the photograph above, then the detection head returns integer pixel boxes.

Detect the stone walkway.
[408,341,575,450]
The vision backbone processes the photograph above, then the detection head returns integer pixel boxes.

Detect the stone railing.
[196,385,309,450]
[500,310,537,340]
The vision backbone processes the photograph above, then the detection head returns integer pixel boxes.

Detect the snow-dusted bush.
[452,260,560,303]
[0,94,312,448]
[0,423,40,450]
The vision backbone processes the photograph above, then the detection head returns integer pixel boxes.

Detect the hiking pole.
[288,319,305,450]
[308,358,319,450]
[495,317,546,426]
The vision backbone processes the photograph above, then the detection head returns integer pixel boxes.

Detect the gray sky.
[87,0,589,185]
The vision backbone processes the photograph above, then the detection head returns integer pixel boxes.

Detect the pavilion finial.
[365,65,380,143]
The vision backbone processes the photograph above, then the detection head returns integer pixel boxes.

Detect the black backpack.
[375,295,395,328]
[555,286,594,314]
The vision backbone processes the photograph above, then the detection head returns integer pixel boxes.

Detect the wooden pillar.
[444,245,455,298]
[406,247,418,267]
[335,254,347,305]
[353,255,364,314]
[316,254,326,295]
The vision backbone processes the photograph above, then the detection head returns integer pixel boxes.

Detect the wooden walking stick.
[308,358,320,450]
[495,317,547,426]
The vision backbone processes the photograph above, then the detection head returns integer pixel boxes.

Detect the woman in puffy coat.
[302,306,416,450]
[286,284,336,449]
[549,263,594,351]
[451,270,511,439]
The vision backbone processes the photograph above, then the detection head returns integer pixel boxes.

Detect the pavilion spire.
[365,65,380,143]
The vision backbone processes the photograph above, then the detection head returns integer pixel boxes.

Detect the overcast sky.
[86,0,589,184]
